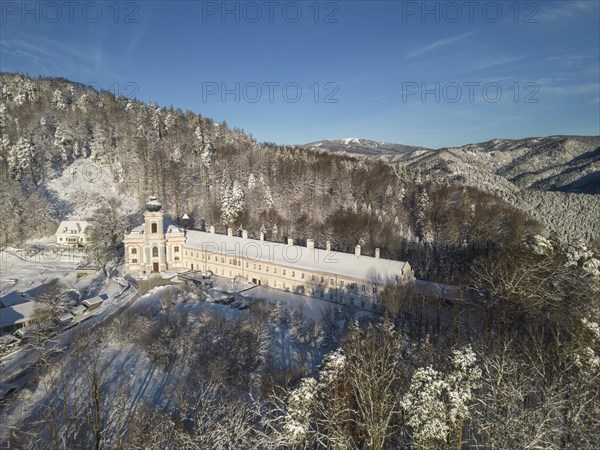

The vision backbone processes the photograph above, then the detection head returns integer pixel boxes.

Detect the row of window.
[130,246,180,257]
[182,249,378,294]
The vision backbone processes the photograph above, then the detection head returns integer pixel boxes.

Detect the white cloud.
[406,31,477,59]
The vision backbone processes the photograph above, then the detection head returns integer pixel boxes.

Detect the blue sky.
[1,0,599,148]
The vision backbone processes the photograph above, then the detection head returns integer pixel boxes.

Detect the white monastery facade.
[123,197,414,310]
[55,220,91,247]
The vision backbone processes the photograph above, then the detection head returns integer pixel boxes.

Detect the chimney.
[227,227,233,237]
[182,213,190,229]
[355,244,361,258]
[306,239,315,250]
[287,237,294,245]
[209,225,215,234]
[242,229,248,239]
[375,248,380,259]
[326,240,331,251]
[260,232,265,241]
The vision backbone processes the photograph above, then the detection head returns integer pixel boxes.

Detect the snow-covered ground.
[0,238,138,383]
[240,286,335,322]
[43,159,138,220]
[0,237,87,298]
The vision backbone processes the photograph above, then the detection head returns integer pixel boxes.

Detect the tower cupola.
[146,195,162,212]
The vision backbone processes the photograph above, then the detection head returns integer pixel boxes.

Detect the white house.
[123,197,414,310]
[55,220,91,247]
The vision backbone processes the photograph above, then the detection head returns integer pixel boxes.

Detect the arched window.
[151,223,158,233]
[152,247,158,257]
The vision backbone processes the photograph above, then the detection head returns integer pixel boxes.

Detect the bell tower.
[144,195,166,273]
[144,195,164,238]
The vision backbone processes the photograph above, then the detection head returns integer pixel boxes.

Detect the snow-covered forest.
[1,73,599,449]
[1,73,548,283]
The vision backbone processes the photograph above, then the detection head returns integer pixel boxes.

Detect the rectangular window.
[311,274,315,281]
[174,257,179,261]
[221,257,225,263]
[246,262,249,268]
[361,285,366,292]
[274,267,277,274]
[259,265,262,270]
[131,258,138,263]
[174,246,179,253]
[329,293,334,300]
[151,223,158,233]
[283,269,286,275]
[321,276,324,283]
[301,272,304,279]
[215,256,218,262]
[350,282,356,289]
[330,278,334,285]
[266,266,269,272]
[340,281,344,288]
[292,271,295,277]
[373,286,378,294]
[185,250,188,256]
[131,248,137,255]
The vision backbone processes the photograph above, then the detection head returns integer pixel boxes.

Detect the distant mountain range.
[305,138,433,161]
[305,136,600,240]
[306,136,599,192]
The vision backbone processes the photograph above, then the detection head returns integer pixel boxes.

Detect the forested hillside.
[1,72,545,282]
[308,136,600,241]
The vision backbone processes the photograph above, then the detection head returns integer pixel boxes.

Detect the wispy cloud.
[542,82,600,96]
[406,31,477,59]
[537,0,600,22]
[0,32,120,80]
[471,55,528,72]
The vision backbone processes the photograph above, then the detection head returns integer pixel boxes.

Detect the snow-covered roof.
[0,291,31,308]
[57,312,74,323]
[0,301,36,329]
[182,213,190,219]
[56,220,90,234]
[82,296,103,307]
[184,230,411,283]
[71,305,86,315]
